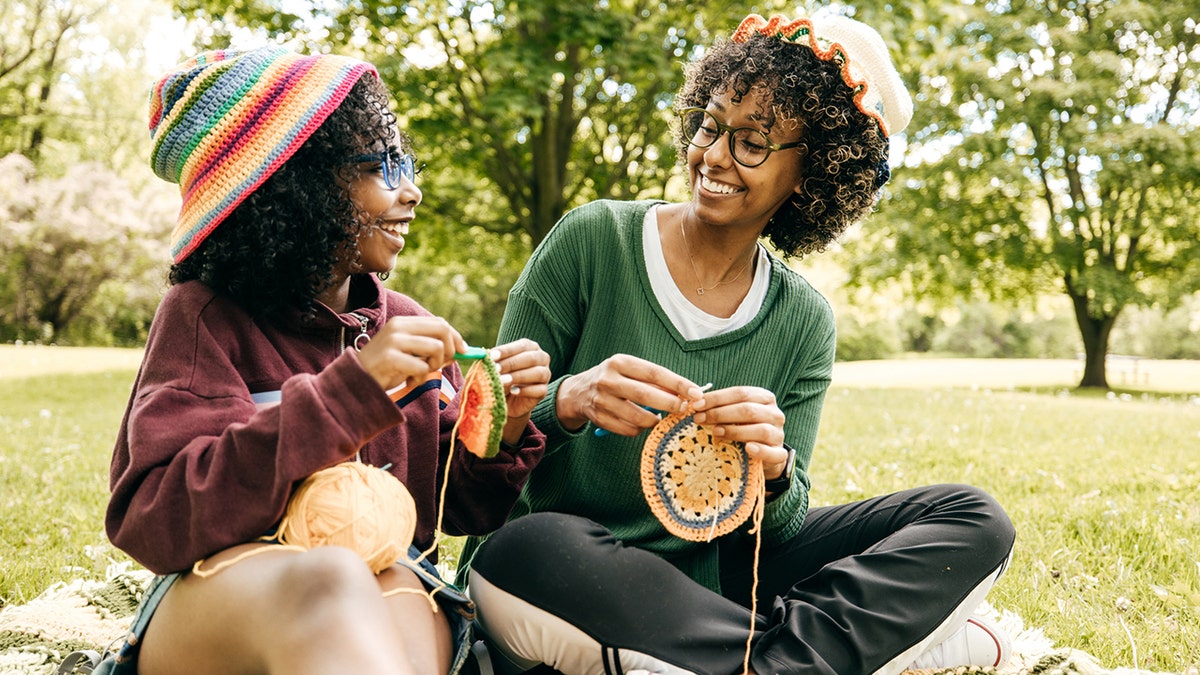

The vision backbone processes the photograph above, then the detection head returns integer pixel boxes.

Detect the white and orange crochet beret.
[732,12,913,138]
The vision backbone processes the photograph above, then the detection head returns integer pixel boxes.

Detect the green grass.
[2,349,1198,672]
[814,386,1200,672]
[0,369,138,605]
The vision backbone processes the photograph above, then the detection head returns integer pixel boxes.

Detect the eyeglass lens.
[682,109,773,167]
[383,152,416,189]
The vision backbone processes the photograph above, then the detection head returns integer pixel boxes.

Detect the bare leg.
[377,562,453,674]
[138,544,439,675]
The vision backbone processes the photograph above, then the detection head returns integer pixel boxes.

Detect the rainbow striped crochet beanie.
[149,46,378,263]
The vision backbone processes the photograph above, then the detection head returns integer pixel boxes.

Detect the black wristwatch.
[763,444,796,494]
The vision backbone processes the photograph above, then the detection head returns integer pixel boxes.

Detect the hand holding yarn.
[689,384,788,481]
[489,338,551,442]
[558,354,708,436]
[193,352,516,586]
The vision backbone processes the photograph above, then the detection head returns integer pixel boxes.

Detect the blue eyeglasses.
[349,149,420,189]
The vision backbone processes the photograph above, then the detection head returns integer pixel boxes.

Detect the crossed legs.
[469,484,1015,675]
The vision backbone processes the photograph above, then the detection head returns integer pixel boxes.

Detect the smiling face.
[344,139,422,276]
[686,87,806,234]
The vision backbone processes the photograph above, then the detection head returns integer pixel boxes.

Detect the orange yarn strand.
[639,403,767,675]
[743,473,766,675]
[416,358,501,565]
[414,436,456,566]
[191,543,306,578]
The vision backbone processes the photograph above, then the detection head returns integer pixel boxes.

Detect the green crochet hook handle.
[387,347,491,402]
[454,346,490,362]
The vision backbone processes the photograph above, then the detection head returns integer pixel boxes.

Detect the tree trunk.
[530,121,566,246]
[1067,286,1119,389]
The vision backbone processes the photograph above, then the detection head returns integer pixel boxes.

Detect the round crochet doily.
[641,412,763,542]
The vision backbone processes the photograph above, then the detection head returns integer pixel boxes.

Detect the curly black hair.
[168,74,404,319]
[674,32,890,258]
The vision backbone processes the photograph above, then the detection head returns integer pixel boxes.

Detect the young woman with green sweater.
[460,11,1016,675]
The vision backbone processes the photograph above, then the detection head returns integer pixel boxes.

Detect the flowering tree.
[0,154,170,344]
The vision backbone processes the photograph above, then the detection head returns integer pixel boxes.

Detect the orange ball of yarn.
[278,462,416,574]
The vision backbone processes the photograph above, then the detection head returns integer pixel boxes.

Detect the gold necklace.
[679,219,751,295]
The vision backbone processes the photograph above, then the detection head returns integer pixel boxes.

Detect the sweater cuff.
[316,351,404,444]
[529,374,585,453]
[759,474,807,547]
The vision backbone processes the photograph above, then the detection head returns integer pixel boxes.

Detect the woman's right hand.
[355,316,467,393]
[556,354,707,435]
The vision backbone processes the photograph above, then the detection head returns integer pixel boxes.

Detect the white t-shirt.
[643,206,770,341]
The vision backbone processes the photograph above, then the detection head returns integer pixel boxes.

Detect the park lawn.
[0,367,136,605]
[1,346,1198,672]
[813,385,1200,672]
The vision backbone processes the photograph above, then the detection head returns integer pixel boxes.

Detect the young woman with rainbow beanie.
[90,46,551,675]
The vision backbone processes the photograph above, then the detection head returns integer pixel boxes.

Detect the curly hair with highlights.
[674,33,890,258]
[168,75,405,319]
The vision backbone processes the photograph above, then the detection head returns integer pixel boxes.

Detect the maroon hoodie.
[107,275,544,574]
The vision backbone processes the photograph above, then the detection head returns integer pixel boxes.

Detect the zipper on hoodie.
[342,312,371,353]
[339,311,373,464]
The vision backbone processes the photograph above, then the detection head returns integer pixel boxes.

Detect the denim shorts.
[92,545,474,674]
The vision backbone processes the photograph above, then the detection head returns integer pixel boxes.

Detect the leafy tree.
[0,0,94,161]
[1,0,186,179]
[168,0,793,341]
[845,0,1200,388]
[173,0,792,246]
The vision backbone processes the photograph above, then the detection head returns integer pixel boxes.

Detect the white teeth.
[701,175,741,195]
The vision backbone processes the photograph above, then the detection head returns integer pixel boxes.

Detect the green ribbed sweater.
[464,199,836,593]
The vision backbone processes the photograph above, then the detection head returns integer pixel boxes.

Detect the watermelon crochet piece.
[641,411,764,542]
[455,357,506,459]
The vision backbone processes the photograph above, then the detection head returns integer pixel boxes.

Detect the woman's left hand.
[691,386,790,481]
[490,338,551,446]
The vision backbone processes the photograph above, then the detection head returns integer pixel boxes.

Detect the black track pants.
[468,483,1015,675]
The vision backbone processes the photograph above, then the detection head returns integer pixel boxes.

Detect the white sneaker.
[907,616,1012,670]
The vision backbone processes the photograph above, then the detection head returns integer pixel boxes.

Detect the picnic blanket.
[0,562,1188,675]
[0,562,148,674]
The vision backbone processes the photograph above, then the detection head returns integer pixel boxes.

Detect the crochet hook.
[386,347,491,401]
[454,346,490,362]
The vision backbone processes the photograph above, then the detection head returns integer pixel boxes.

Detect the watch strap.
[763,444,796,494]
